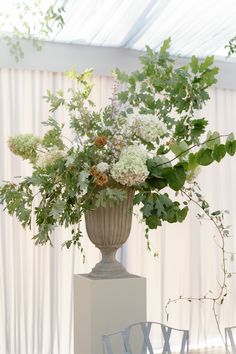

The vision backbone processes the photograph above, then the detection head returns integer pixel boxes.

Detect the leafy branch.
[225,36,236,57]
[155,134,232,168]
[0,0,65,62]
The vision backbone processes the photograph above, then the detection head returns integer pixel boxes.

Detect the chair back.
[124,321,189,354]
[225,326,236,353]
[102,321,189,354]
[102,329,131,354]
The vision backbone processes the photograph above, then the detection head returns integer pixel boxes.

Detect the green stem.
[156,134,230,168]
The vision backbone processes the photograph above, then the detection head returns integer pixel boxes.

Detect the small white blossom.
[96,162,109,173]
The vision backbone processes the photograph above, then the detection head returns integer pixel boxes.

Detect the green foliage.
[116,41,218,121]
[41,117,64,149]
[225,36,236,56]
[194,135,236,165]
[95,188,127,208]
[212,144,226,162]
[196,148,214,166]
[43,91,66,112]
[226,133,236,155]
[63,228,83,251]
[0,181,33,228]
[169,141,189,156]
[42,129,64,149]
[206,131,220,149]
[134,191,188,229]
[164,165,186,191]
[0,39,235,253]
[147,157,186,192]
[174,117,208,144]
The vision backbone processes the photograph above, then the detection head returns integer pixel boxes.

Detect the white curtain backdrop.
[0,68,236,354]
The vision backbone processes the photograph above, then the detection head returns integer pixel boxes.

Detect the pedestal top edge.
[74,274,146,281]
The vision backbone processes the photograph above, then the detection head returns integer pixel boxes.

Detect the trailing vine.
[165,181,235,345]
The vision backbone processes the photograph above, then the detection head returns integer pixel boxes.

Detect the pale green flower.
[111,145,149,186]
[8,134,41,163]
[119,145,148,162]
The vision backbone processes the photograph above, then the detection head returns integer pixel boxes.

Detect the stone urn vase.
[85,187,135,279]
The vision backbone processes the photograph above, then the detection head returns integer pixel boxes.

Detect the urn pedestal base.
[87,247,133,279]
[74,274,146,354]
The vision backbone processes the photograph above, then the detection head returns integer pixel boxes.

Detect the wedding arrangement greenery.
[0,0,65,62]
[1,38,236,252]
[225,35,236,56]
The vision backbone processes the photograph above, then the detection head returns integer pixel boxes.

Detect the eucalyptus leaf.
[212,144,226,162]
[196,149,214,166]
[169,141,189,156]
[206,131,220,149]
[226,134,236,156]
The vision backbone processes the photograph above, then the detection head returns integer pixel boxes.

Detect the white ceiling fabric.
[0,0,236,60]
[51,0,236,59]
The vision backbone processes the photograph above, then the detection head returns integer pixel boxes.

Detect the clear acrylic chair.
[102,321,189,354]
[225,326,236,353]
[102,329,131,354]
[124,321,189,354]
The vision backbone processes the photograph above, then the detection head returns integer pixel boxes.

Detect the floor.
[190,349,225,353]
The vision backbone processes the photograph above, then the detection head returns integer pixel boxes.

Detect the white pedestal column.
[74,274,146,354]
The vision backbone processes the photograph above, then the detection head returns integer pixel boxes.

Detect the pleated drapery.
[0,68,236,354]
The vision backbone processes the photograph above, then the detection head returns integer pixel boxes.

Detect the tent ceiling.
[1,0,236,61]
[57,0,236,60]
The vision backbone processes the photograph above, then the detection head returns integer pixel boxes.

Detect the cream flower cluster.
[132,114,167,142]
[37,148,64,169]
[111,145,149,186]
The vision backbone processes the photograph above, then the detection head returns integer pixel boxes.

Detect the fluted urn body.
[85,188,135,278]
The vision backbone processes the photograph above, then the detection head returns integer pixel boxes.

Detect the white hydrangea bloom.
[119,144,148,162]
[37,148,64,168]
[132,114,167,142]
[96,162,109,173]
[111,145,149,186]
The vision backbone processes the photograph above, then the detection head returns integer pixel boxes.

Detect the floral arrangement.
[1,38,236,250]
